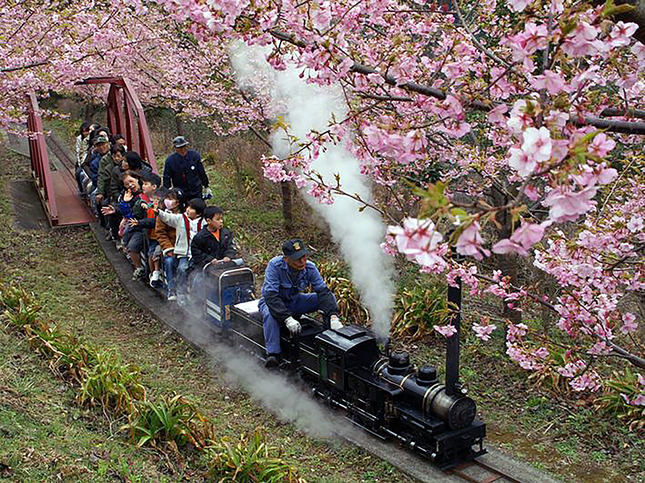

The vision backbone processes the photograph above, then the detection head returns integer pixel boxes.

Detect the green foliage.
[0,284,37,313]
[240,169,261,200]
[317,260,369,325]
[594,368,645,431]
[3,299,42,330]
[206,428,300,482]
[391,281,448,341]
[126,394,213,450]
[78,350,145,417]
[26,323,96,384]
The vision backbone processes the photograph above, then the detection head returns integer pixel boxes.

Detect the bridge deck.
[49,170,93,227]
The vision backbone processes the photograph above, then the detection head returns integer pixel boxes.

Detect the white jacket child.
[157,210,204,258]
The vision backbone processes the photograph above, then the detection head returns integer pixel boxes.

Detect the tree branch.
[268,30,645,135]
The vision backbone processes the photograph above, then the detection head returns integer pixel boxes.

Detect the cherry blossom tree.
[140,0,643,395]
[1,0,642,399]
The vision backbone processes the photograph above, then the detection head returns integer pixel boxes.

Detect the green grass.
[0,331,180,481]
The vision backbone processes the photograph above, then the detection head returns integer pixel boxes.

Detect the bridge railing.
[76,77,158,172]
[26,91,59,225]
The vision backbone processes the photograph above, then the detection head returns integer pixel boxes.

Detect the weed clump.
[318,260,369,324]
[78,350,146,417]
[391,282,448,341]
[206,428,300,482]
[595,368,645,432]
[126,394,214,450]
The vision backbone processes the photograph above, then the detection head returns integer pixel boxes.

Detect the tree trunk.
[174,107,184,136]
[84,103,95,122]
[490,186,523,323]
[281,181,293,233]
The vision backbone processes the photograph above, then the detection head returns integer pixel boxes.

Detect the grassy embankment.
[0,140,408,481]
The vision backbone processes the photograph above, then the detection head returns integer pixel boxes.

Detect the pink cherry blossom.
[472,322,497,341]
[492,220,549,255]
[588,133,616,158]
[508,147,536,178]
[626,216,643,233]
[620,313,638,334]
[609,22,638,47]
[507,0,533,12]
[542,187,597,222]
[570,372,601,392]
[434,324,457,338]
[524,185,540,201]
[521,127,552,163]
[532,70,568,94]
[456,221,490,260]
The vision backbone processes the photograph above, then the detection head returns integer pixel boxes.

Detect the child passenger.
[190,206,238,271]
[155,189,182,301]
[137,173,163,287]
[156,197,206,305]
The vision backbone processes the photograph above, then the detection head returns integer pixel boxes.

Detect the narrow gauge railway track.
[44,130,76,171]
[446,459,522,483]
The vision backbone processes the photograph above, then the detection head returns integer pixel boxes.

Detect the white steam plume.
[179,296,341,437]
[230,43,394,336]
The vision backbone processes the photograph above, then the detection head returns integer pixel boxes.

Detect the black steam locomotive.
[202,261,486,469]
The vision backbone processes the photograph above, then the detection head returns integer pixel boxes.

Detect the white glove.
[203,187,213,200]
[330,315,343,330]
[285,316,301,336]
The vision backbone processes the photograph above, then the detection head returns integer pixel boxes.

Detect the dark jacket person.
[190,206,237,270]
[162,136,209,201]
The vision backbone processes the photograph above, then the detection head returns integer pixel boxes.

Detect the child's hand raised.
[101,205,116,215]
[128,218,139,227]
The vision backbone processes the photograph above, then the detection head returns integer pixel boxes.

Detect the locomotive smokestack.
[445,277,462,396]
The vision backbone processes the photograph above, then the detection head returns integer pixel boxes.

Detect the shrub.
[206,428,300,482]
[317,260,369,325]
[78,350,145,417]
[3,300,42,331]
[126,394,214,450]
[391,282,448,341]
[594,368,645,431]
[526,346,573,394]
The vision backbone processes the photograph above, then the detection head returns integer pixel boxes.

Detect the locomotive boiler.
[202,260,486,469]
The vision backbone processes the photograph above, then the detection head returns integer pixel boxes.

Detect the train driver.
[259,239,343,368]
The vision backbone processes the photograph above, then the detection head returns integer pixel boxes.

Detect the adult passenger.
[258,239,343,368]
[96,144,125,206]
[75,122,92,193]
[162,136,209,201]
[89,135,110,191]
[75,122,92,167]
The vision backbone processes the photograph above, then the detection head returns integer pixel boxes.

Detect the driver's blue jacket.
[258,256,338,323]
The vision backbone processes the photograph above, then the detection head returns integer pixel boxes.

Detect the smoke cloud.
[179,295,341,437]
[230,43,394,337]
